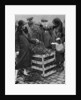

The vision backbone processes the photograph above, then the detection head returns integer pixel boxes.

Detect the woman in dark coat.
[15,20,37,80]
[51,18,65,71]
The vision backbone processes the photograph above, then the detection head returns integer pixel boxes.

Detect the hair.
[58,22,63,33]
[52,18,61,26]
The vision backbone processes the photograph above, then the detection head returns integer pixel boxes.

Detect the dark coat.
[15,33,33,70]
[43,30,52,48]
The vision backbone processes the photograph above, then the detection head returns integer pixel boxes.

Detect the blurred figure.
[51,18,62,41]
[39,20,52,49]
[15,20,40,82]
[27,18,43,42]
[51,18,65,71]
[55,37,65,66]
[43,25,52,49]
[27,18,52,48]
[61,19,65,43]
[15,20,31,79]
[15,20,18,33]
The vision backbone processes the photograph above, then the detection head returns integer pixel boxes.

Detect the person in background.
[27,18,52,49]
[38,19,52,49]
[27,18,44,42]
[51,18,62,41]
[51,18,65,71]
[43,25,52,49]
[61,19,65,43]
[54,37,65,71]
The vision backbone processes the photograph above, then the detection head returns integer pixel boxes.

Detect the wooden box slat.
[31,51,56,77]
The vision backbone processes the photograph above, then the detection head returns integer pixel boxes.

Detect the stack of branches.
[32,41,51,55]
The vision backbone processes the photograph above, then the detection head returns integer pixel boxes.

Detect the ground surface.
[16,69,65,84]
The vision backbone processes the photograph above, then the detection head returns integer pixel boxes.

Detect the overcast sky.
[15,15,65,25]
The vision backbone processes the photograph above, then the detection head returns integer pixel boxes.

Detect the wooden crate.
[31,51,56,77]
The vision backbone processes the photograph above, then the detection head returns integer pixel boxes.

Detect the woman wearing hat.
[52,18,63,40]
[51,18,65,71]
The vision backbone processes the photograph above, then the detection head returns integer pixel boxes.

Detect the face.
[22,25,25,29]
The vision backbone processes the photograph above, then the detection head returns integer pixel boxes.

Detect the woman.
[51,18,63,41]
[15,20,35,82]
[51,18,65,71]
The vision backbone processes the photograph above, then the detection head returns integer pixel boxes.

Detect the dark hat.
[41,19,48,22]
[52,18,61,27]
[27,17,33,21]
[18,20,26,26]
